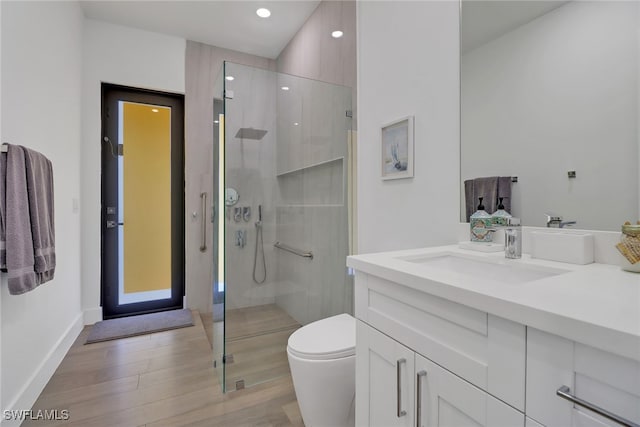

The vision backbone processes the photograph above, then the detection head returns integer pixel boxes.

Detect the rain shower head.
[235,128,268,140]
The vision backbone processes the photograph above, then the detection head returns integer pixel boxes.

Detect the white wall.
[357,1,460,254]
[1,1,84,421]
[461,1,638,231]
[81,20,185,323]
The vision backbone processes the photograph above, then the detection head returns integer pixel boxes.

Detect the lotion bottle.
[491,197,512,227]
[470,197,492,242]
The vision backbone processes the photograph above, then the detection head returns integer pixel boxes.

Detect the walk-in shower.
[211,62,354,392]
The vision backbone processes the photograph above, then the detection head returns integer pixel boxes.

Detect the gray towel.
[4,145,38,294]
[464,176,498,220]
[464,176,512,221]
[497,176,512,214]
[23,146,55,283]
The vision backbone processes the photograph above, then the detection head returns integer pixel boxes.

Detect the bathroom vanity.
[347,246,640,427]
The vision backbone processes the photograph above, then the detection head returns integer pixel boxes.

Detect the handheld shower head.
[255,205,262,228]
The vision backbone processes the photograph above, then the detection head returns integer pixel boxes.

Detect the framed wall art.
[381,116,414,180]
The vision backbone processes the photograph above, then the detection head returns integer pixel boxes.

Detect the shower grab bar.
[274,242,313,260]
[200,193,207,253]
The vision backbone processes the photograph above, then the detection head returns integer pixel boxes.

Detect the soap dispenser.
[470,197,493,242]
[491,197,512,227]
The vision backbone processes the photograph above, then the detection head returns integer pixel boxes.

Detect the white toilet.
[287,313,356,427]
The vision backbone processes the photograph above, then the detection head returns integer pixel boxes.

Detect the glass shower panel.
[221,61,352,393]
[275,73,353,326]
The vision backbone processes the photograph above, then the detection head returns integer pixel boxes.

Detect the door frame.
[101,83,185,319]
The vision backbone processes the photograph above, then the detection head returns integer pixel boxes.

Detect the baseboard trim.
[1,313,83,427]
[83,307,102,325]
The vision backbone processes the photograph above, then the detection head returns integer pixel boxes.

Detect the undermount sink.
[400,253,569,285]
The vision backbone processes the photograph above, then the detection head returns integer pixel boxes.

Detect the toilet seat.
[287,313,355,361]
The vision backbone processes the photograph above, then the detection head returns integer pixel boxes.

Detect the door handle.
[106,221,123,229]
[556,386,640,427]
[397,358,407,418]
[200,193,207,252]
[416,370,427,427]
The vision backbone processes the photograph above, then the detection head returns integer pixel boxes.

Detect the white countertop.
[347,245,640,362]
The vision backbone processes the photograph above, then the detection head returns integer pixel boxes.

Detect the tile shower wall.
[274,76,352,325]
[277,0,357,127]
[273,0,357,325]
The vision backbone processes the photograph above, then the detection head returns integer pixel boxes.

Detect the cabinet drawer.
[355,272,526,411]
[526,328,640,427]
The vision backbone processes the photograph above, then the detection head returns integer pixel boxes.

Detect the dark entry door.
[101,84,185,319]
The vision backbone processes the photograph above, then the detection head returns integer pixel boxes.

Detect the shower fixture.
[235,128,268,140]
[243,206,251,222]
[235,230,246,248]
[253,204,267,284]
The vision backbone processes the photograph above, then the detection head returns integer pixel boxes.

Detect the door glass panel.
[118,101,172,305]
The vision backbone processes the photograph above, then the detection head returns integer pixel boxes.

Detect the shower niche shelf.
[276,204,344,208]
[277,157,345,206]
[276,156,344,177]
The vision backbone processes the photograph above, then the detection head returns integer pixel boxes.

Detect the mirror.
[461,1,639,231]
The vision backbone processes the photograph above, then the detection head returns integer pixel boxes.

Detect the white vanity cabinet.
[354,272,526,411]
[349,245,640,427]
[356,320,525,427]
[526,328,640,427]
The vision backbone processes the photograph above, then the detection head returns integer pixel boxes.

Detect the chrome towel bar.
[556,386,640,427]
[274,242,313,259]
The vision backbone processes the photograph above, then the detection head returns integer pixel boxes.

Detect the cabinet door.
[416,353,524,427]
[356,320,415,427]
[527,328,640,427]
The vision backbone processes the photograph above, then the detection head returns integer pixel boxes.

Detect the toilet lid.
[287,314,355,360]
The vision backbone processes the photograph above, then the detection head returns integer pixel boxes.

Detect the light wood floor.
[224,304,301,391]
[26,310,303,427]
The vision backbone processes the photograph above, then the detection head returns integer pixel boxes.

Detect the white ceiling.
[80,1,321,59]
[462,1,569,53]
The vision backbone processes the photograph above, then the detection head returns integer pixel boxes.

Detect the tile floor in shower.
[201,304,301,391]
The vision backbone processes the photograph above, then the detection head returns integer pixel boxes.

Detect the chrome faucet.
[488,217,522,259]
[545,213,576,228]
[503,217,522,259]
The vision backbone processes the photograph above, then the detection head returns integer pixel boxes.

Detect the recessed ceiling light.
[281,86,290,91]
[294,122,299,126]
[331,30,344,39]
[151,108,159,113]
[256,8,271,18]
[225,76,234,81]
